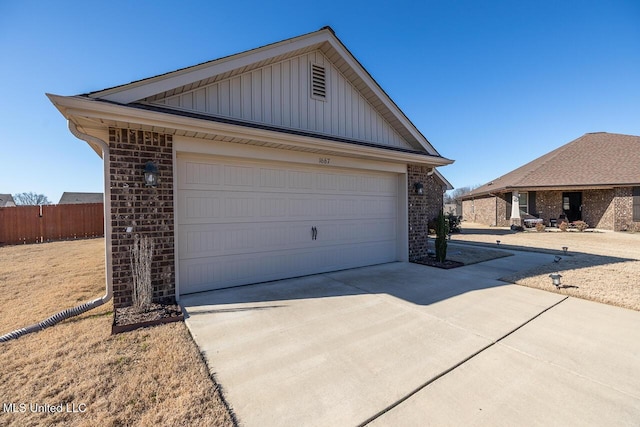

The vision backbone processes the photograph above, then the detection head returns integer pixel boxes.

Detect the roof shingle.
[466,132,640,197]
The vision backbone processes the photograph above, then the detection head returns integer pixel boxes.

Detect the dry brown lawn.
[452,222,640,311]
[0,238,235,427]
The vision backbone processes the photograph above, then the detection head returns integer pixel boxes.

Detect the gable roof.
[466,132,640,198]
[87,27,437,154]
[58,192,104,204]
[48,27,453,170]
[0,194,16,207]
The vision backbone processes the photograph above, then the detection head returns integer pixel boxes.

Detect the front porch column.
[511,191,522,227]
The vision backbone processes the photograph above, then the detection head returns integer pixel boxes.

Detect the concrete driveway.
[180,250,640,426]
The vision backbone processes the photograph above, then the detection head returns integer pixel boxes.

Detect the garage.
[177,155,400,294]
[50,27,454,307]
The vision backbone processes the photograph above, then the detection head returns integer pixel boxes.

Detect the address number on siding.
[319,158,331,164]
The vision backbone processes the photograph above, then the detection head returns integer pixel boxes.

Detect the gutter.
[47,94,453,168]
[0,122,113,343]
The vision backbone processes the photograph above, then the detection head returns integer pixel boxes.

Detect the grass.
[453,222,640,311]
[0,238,234,426]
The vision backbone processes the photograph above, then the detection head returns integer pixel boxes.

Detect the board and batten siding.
[150,51,412,149]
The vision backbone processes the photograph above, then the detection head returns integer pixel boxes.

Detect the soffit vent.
[311,63,327,100]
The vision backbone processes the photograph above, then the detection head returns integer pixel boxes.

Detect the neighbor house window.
[634,187,640,221]
[519,192,528,214]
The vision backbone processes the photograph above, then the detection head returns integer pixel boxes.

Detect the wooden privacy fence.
[0,203,104,245]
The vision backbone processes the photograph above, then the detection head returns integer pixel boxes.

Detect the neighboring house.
[461,132,640,231]
[58,192,104,204]
[0,194,16,207]
[48,27,453,307]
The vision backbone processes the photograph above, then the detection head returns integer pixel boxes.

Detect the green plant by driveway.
[435,211,448,262]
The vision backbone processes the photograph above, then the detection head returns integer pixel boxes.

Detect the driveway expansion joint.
[358,296,570,426]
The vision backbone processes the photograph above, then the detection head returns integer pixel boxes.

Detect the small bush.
[435,211,448,262]
[558,221,568,232]
[535,222,546,232]
[446,213,461,233]
[574,220,589,232]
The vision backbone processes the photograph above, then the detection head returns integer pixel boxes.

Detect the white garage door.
[177,155,398,294]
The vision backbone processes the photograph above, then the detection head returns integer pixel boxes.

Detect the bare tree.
[131,235,154,312]
[444,186,475,204]
[13,192,51,205]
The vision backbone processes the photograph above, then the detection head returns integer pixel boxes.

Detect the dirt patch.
[412,257,465,269]
[0,239,235,426]
[113,302,184,334]
[413,240,513,269]
[114,303,183,327]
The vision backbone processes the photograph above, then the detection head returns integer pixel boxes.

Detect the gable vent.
[310,63,327,100]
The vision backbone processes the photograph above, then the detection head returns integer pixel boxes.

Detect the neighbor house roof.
[58,192,104,204]
[0,194,16,207]
[465,132,640,198]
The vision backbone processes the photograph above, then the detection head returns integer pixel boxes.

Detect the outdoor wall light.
[549,273,562,288]
[562,246,568,255]
[413,182,424,195]
[144,161,159,187]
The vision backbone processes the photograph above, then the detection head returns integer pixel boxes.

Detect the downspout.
[0,122,113,343]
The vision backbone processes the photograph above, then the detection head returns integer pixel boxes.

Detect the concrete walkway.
[180,249,640,426]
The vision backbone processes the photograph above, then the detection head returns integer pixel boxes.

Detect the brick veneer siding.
[465,189,638,231]
[462,196,497,226]
[109,128,175,308]
[408,165,444,261]
[613,187,640,231]
[582,189,615,230]
[534,191,563,224]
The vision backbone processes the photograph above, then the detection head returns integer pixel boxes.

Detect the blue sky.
[1,1,639,202]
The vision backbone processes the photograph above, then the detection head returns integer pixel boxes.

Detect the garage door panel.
[178,156,399,295]
[180,158,397,196]
[180,219,395,260]
[180,191,396,225]
[180,240,397,293]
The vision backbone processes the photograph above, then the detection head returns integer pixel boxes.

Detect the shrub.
[535,222,546,232]
[446,213,461,233]
[574,220,589,232]
[435,211,448,263]
[558,221,568,232]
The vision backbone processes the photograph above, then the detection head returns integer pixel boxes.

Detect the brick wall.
[407,165,444,261]
[495,195,510,227]
[583,189,615,230]
[109,128,175,308]
[463,188,637,231]
[462,196,497,226]
[613,187,639,231]
[535,191,563,225]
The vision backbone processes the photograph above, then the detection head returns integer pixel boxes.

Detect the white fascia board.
[434,169,454,190]
[49,94,453,167]
[91,31,333,104]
